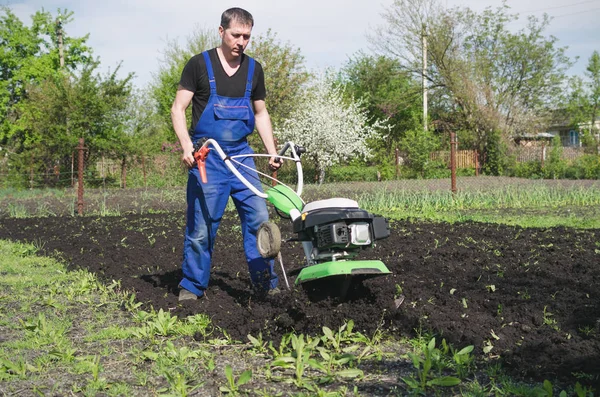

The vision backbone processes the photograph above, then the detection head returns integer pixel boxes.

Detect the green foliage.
[150,27,220,137]
[325,165,379,182]
[506,153,600,180]
[569,154,600,179]
[267,322,372,391]
[0,7,93,141]
[399,126,441,177]
[543,135,567,179]
[0,7,133,188]
[507,160,545,179]
[339,53,422,165]
[373,1,572,164]
[0,356,37,380]
[270,333,321,388]
[481,130,508,176]
[402,337,462,393]
[564,50,600,149]
[220,365,252,395]
[247,29,310,130]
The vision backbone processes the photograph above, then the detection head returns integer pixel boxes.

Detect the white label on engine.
[350,223,371,245]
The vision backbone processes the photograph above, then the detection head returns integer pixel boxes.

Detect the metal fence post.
[77,137,85,215]
[121,156,127,188]
[395,147,400,178]
[71,151,75,187]
[450,132,457,194]
[29,152,34,189]
[141,152,147,187]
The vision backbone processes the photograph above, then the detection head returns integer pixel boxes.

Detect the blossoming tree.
[276,73,389,184]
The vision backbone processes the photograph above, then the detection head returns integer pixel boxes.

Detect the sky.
[5,0,600,89]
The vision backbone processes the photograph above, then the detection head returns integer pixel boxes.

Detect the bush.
[543,135,567,179]
[481,130,509,176]
[325,165,379,182]
[506,160,544,179]
[504,155,600,180]
[568,154,600,179]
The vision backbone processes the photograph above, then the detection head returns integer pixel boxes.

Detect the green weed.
[220,364,252,395]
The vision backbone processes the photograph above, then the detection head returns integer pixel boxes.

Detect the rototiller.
[193,139,391,296]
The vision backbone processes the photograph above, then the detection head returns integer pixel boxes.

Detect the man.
[171,7,281,301]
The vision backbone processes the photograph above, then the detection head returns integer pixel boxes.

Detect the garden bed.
[0,209,598,389]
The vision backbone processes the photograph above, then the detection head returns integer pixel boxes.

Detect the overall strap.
[245,57,255,98]
[202,51,217,95]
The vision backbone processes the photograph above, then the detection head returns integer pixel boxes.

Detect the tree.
[0,7,93,144]
[564,51,600,150]
[150,26,220,141]
[276,73,389,184]
[125,87,166,154]
[370,0,572,170]
[399,126,441,177]
[246,29,310,130]
[14,62,134,185]
[339,52,423,167]
[588,51,600,142]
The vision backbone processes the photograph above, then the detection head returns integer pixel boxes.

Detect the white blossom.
[276,73,389,182]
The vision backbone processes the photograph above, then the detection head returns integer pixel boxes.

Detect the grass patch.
[352,184,600,228]
[0,240,593,396]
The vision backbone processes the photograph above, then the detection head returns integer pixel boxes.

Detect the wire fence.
[1,137,599,215]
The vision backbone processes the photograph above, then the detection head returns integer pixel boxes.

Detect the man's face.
[219,20,252,58]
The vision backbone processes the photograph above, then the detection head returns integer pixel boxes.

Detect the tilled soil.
[0,211,599,389]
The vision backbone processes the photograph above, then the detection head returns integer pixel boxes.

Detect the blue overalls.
[179,51,278,297]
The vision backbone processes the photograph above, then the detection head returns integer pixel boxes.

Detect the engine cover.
[294,206,389,250]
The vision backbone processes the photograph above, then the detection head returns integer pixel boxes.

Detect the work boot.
[178,288,199,301]
[252,285,280,296]
[268,287,281,296]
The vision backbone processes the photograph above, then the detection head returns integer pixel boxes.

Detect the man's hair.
[220,8,254,30]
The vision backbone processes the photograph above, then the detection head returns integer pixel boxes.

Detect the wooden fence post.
[77,138,85,215]
[474,150,479,176]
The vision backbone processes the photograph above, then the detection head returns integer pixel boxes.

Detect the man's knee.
[187,223,209,247]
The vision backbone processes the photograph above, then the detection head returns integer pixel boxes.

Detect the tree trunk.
[318,168,326,185]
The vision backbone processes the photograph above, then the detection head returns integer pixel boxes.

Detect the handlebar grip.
[198,162,207,183]
[193,142,210,183]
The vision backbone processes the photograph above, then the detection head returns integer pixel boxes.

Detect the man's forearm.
[254,111,277,155]
[172,110,192,150]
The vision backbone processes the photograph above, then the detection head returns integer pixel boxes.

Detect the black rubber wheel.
[257,222,281,258]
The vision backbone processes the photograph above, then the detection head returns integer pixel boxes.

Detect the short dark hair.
[220,8,254,30]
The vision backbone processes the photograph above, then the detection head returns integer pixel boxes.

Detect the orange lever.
[193,146,210,183]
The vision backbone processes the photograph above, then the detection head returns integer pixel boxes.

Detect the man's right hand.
[182,142,195,168]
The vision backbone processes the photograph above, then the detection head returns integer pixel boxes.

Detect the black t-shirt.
[179,48,266,131]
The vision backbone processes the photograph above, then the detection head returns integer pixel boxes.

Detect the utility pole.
[422,23,428,131]
[56,16,65,68]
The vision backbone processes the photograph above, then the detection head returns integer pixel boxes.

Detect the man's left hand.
[269,156,282,171]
